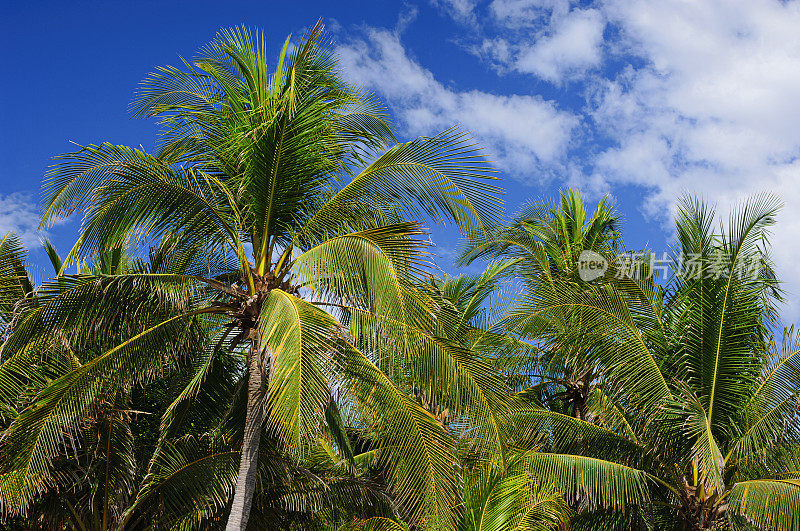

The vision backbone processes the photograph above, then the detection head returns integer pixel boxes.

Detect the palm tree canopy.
[506,193,800,529]
[1,17,797,530]
[3,22,510,530]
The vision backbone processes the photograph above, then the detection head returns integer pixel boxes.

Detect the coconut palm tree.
[507,194,800,529]
[10,22,502,530]
[0,237,229,529]
[460,189,621,419]
[0,237,392,530]
[356,449,570,531]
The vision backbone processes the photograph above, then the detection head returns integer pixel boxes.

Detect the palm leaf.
[526,453,650,511]
[728,478,800,531]
[260,290,335,450]
[339,340,460,529]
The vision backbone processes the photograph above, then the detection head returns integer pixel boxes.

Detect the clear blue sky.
[3,1,800,318]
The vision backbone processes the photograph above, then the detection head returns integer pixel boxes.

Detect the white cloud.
[514,8,605,81]
[339,0,800,319]
[0,193,45,247]
[588,0,800,317]
[431,0,479,25]
[336,27,579,179]
[474,4,606,83]
[489,0,571,28]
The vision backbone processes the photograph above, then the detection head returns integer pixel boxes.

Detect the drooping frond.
[504,407,643,465]
[0,232,32,326]
[122,436,239,528]
[728,478,800,531]
[345,303,512,465]
[338,340,460,529]
[1,272,208,356]
[585,388,639,443]
[42,144,241,264]
[294,223,431,327]
[462,452,569,531]
[259,290,335,451]
[160,343,241,438]
[0,308,219,511]
[526,453,650,511]
[509,279,671,414]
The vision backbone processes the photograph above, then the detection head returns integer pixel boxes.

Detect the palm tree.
[461,189,620,419]
[508,194,800,529]
[12,22,502,530]
[0,237,382,530]
[357,450,569,531]
[0,238,231,529]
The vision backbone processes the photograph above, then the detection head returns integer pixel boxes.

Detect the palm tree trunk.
[573,393,586,421]
[226,338,265,531]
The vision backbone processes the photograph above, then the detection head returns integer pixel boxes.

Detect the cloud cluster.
[480,5,605,82]
[338,0,800,316]
[0,193,44,247]
[593,1,800,195]
[591,0,800,311]
[337,27,578,180]
[430,0,479,25]
[434,0,605,82]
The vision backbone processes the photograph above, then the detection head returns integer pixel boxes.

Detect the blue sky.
[3,1,800,318]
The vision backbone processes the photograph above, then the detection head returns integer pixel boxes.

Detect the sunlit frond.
[260,290,335,450]
[339,340,460,529]
[462,452,569,531]
[526,453,650,511]
[728,478,800,531]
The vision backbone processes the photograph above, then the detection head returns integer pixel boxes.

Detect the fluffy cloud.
[0,193,45,247]
[512,8,605,81]
[336,27,579,179]
[345,0,800,317]
[589,0,800,314]
[489,0,571,28]
[431,0,479,25]
[441,1,607,83]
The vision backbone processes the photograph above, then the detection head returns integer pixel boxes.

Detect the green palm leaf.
[339,340,460,529]
[260,290,335,450]
[728,478,800,531]
[526,453,650,511]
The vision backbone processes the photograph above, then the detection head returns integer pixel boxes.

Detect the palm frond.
[260,290,335,451]
[462,451,569,531]
[0,308,218,511]
[338,340,460,529]
[671,193,782,431]
[299,127,502,246]
[526,453,650,512]
[728,478,800,531]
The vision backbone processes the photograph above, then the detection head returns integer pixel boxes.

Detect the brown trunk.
[566,383,587,420]
[225,338,265,531]
[573,393,586,420]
